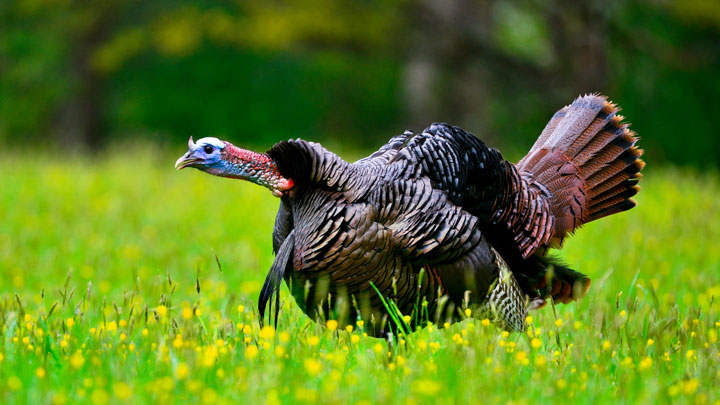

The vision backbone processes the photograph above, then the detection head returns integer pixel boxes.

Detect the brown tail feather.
[516,94,644,248]
[518,256,591,304]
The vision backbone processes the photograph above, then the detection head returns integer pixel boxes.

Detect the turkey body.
[270,129,504,335]
[260,95,644,336]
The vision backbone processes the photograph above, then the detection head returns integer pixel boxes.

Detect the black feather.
[259,230,295,327]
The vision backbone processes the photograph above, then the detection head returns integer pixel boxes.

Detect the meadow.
[1,148,719,404]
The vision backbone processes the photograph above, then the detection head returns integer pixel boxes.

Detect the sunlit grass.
[1,150,719,403]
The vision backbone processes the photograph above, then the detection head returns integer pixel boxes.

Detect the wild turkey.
[175,94,644,335]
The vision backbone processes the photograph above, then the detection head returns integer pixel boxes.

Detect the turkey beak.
[175,151,199,170]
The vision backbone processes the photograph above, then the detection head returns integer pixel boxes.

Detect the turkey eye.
[203,145,214,154]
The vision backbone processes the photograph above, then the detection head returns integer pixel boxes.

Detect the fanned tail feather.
[517,94,645,247]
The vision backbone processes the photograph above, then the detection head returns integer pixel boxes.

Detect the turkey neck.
[213,142,294,195]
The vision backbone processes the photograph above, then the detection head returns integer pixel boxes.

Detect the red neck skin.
[216,142,294,197]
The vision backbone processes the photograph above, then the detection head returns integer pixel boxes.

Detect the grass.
[1,148,720,404]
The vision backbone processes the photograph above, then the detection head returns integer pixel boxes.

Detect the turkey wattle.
[175,94,644,336]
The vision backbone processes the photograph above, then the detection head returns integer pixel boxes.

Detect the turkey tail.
[516,94,645,248]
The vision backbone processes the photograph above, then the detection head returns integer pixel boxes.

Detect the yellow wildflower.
[351,335,360,344]
[66,318,75,328]
[683,378,699,395]
[555,319,563,327]
[244,345,259,359]
[481,319,491,327]
[8,376,22,391]
[647,339,654,347]
[638,357,652,371]
[464,308,472,317]
[36,367,46,378]
[70,351,85,369]
[304,358,322,376]
[260,326,276,340]
[308,336,320,346]
[176,363,190,380]
[204,346,218,366]
[113,382,132,400]
[326,320,338,331]
[156,305,168,317]
[411,379,441,395]
[515,351,529,366]
[620,357,633,368]
[531,338,542,349]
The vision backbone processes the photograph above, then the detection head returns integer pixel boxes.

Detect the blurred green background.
[1,0,719,163]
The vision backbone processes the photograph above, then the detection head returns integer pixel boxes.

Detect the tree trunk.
[56,10,111,149]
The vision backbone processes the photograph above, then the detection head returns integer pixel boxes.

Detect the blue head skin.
[175,136,294,197]
[174,137,227,175]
